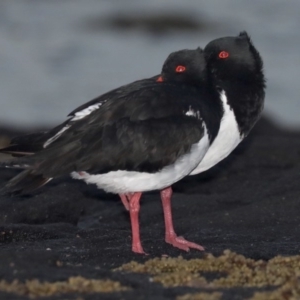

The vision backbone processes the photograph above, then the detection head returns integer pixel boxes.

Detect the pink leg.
[119,193,134,211]
[121,192,145,254]
[160,187,205,252]
[119,194,130,211]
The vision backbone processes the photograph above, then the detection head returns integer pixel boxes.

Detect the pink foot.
[132,242,147,255]
[166,235,205,252]
[160,187,205,252]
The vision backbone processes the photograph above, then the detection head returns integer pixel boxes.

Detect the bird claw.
[166,235,205,252]
[132,244,148,255]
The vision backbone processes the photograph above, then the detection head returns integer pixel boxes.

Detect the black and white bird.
[0,32,265,254]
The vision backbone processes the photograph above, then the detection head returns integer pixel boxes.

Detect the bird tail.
[0,154,51,195]
[0,131,47,157]
[0,144,36,157]
[0,156,33,169]
[0,168,51,196]
[0,125,79,195]
[0,120,70,157]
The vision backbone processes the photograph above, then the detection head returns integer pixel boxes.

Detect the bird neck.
[220,80,265,137]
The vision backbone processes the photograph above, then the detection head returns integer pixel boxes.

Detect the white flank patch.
[44,101,105,148]
[71,125,210,194]
[190,90,243,175]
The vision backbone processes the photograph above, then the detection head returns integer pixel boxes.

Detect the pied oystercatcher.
[0,32,265,254]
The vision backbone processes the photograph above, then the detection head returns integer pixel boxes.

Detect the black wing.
[68,75,159,117]
[0,76,159,156]
[28,82,208,175]
[1,82,213,195]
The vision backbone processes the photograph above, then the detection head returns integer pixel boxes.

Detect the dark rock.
[0,116,299,299]
[82,13,208,35]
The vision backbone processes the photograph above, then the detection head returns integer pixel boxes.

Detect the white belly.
[72,126,210,194]
[190,90,242,175]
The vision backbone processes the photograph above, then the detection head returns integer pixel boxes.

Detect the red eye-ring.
[219,51,229,59]
[175,65,186,72]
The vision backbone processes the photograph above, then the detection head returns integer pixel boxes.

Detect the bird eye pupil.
[175,65,186,72]
[219,51,229,59]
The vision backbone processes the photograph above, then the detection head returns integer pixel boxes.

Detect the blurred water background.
[0,0,299,130]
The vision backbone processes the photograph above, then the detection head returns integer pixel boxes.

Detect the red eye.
[175,65,186,72]
[219,51,229,59]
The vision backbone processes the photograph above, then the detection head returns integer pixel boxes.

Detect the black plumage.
[204,31,266,136]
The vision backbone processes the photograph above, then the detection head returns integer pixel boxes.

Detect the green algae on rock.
[117,250,300,289]
[0,276,129,298]
[177,292,222,300]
